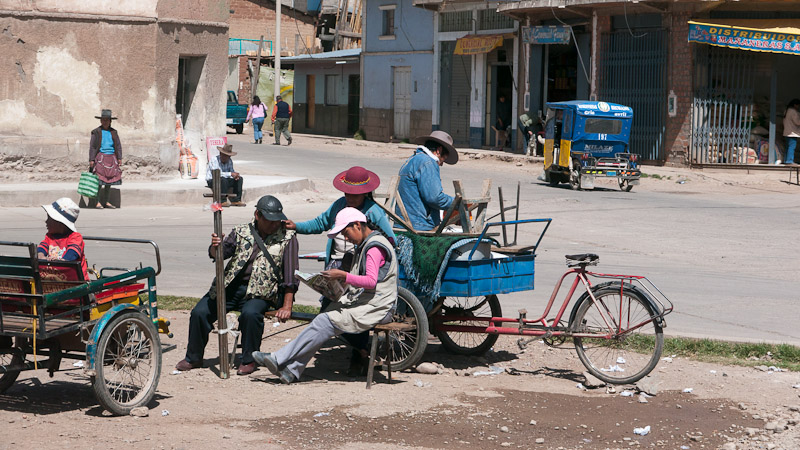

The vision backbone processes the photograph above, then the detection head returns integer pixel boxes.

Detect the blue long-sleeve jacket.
[294,197,395,263]
[396,149,454,231]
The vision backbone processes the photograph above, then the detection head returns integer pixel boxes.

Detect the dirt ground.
[1,310,799,450]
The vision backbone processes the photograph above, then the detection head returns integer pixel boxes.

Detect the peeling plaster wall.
[0,1,229,181]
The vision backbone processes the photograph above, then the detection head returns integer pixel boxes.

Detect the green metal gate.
[599,30,668,162]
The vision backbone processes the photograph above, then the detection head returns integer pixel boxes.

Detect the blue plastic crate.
[399,254,535,298]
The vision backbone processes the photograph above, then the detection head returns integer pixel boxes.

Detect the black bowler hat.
[256,195,287,221]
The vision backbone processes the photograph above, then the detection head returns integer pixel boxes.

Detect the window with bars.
[382,9,395,36]
[439,11,472,32]
[478,9,514,31]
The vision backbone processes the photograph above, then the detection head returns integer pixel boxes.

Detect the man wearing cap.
[175,195,299,375]
[38,197,88,280]
[271,95,292,146]
[396,130,459,231]
[206,144,245,207]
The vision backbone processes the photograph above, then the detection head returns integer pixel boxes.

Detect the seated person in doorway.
[252,207,397,384]
[396,131,459,232]
[38,197,88,281]
[175,195,299,376]
[206,144,246,207]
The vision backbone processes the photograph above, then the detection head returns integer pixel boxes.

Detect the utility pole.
[274,0,281,103]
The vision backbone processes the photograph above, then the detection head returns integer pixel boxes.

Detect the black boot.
[347,348,368,377]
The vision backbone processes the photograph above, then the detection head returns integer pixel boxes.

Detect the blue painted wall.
[363,0,435,111]
[291,62,359,105]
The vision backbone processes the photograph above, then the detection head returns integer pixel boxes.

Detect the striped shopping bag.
[77,171,100,198]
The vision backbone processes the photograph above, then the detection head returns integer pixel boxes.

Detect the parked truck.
[226,90,248,134]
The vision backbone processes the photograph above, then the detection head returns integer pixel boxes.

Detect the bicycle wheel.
[0,339,22,394]
[571,285,662,384]
[92,311,161,415]
[379,287,428,372]
[435,295,501,356]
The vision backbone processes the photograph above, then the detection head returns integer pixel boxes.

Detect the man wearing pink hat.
[253,207,397,384]
[397,130,459,231]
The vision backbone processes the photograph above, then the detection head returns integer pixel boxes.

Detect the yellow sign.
[454,35,503,55]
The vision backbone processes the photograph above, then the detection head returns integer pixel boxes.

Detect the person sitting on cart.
[252,207,397,384]
[175,195,299,376]
[283,166,394,376]
[397,131,459,231]
[38,197,89,281]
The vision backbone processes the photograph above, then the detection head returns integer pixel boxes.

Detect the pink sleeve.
[345,247,387,289]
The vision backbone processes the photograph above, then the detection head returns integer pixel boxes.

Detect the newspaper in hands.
[294,270,345,300]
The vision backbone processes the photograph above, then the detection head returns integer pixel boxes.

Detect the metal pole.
[275,0,281,102]
[768,56,777,164]
[212,169,230,379]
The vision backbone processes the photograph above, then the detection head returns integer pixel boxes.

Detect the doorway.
[393,66,412,139]
[489,65,513,149]
[347,74,360,135]
[306,74,316,129]
[176,56,206,126]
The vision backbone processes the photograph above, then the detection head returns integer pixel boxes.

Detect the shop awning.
[688,20,800,55]
[454,34,503,55]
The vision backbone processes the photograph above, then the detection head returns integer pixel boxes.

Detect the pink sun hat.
[327,207,367,239]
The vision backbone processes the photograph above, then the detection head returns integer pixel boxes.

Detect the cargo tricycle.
[0,237,171,415]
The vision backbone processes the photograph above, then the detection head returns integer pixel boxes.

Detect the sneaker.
[775,160,783,165]
[279,367,297,384]
[220,200,231,208]
[274,141,281,145]
[252,351,280,376]
[236,362,256,376]
[287,137,292,146]
[175,358,202,371]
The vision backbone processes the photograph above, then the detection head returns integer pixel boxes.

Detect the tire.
[0,340,22,394]
[92,311,161,415]
[379,287,428,372]
[569,169,581,191]
[234,124,244,134]
[571,285,663,384]
[619,179,634,192]
[434,295,501,355]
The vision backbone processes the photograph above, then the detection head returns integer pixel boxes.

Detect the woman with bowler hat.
[89,109,123,208]
[283,166,394,375]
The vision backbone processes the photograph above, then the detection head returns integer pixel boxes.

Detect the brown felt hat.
[412,130,458,164]
[217,144,237,157]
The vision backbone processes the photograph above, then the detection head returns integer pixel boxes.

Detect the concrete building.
[360,0,435,142]
[0,1,230,180]
[498,0,800,166]
[284,48,361,137]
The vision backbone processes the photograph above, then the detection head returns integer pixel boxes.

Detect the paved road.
[4,133,799,345]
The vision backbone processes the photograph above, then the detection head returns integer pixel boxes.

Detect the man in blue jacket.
[397,131,459,231]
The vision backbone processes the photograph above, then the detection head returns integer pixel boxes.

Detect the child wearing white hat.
[38,197,88,280]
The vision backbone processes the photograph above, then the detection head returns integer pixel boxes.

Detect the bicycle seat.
[565,253,599,267]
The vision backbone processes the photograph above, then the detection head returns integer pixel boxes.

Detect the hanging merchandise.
[175,115,199,179]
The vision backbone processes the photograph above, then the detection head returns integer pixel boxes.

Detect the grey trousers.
[274,118,291,144]
[274,313,342,379]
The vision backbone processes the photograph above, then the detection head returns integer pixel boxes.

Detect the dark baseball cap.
[255,195,288,221]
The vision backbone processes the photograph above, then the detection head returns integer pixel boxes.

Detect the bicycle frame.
[432,266,672,339]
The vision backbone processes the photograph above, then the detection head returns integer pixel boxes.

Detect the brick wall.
[229,0,317,56]
[664,10,692,166]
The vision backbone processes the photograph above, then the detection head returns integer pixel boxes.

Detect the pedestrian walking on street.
[271,95,292,146]
[782,98,800,165]
[246,95,267,144]
[89,109,122,209]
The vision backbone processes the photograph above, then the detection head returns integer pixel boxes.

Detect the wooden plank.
[498,186,508,246]
[452,180,472,233]
[435,194,461,235]
[373,200,415,233]
[474,179,492,232]
[212,169,230,379]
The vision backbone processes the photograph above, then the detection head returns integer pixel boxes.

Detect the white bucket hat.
[42,198,80,232]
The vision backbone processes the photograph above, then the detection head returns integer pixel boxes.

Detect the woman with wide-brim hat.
[284,166,395,375]
[89,109,123,209]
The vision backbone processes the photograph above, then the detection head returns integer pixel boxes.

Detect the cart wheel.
[571,285,662,384]
[0,341,23,394]
[569,169,581,191]
[618,178,634,192]
[92,311,161,415]
[435,295,502,356]
[378,287,428,372]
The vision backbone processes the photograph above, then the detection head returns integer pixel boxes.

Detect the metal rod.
[497,187,508,247]
[212,169,230,379]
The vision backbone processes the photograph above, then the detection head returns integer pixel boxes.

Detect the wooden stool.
[366,321,416,389]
